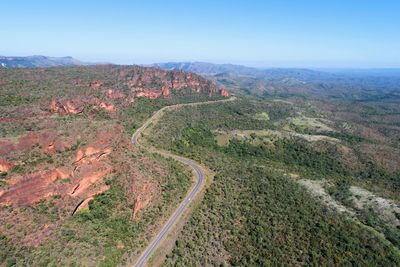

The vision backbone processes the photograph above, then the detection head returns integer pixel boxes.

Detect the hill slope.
[0,64,228,266]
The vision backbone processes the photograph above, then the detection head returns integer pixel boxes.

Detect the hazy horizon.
[3,54,400,70]
[2,0,399,68]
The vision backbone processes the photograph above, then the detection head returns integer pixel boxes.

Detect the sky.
[1,0,399,68]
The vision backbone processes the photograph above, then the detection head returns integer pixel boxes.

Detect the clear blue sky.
[1,0,399,67]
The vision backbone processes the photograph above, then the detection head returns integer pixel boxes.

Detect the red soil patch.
[132,179,155,218]
[0,130,71,156]
[0,140,14,156]
[0,169,71,205]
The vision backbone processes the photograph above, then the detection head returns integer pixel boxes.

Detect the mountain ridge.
[151,61,336,80]
[0,55,88,68]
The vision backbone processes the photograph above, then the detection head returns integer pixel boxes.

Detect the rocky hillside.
[0,64,228,206]
[0,64,228,265]
[0,55,86,68]
[1,64,228,115]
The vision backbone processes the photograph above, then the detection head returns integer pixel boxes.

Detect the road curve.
[131,97,235,267]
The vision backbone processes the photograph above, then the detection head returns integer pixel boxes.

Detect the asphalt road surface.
[131,98,235,267]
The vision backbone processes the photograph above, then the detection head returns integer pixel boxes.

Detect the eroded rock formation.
[49,65,229,115]
[0,159,13,172]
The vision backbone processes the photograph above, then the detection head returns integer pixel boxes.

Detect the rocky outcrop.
[48,65,228,116]
[136,90,162,99]
[162,86,171,97]
[50,99,85,115]
[50,97,116,115]
[72,184,110,215]
[132,181,153,218]
[73,146,112,166]
[220,88,229,97]
[113,65,224,97]
[99,102,115,112]
[69,164,111,196]
[106,89,125,99]
[0,159,13,172]
[0,126,119,206]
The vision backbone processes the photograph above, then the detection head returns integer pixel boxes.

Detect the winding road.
[131,97,235,267]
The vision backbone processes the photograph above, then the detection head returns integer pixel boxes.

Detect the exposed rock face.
[50,98,115,115]
[0,126,119,206]
[132,180,154,218]
[99,102,115,112]
[162,86,171,97]
[122,66,220,97]
[50,99,85,115]
[136,90,162,99]
[220,88,229,97]
[72,184,110,214]
[106,89,125,99]
[69,163,111,196]
[48,65,228,115]
[73,146,112,166]
[0,159,13,172]
[1,65,225,250]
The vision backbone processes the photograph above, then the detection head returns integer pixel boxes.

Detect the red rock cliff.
[49,65,228,115]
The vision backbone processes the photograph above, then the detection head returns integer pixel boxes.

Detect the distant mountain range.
[4,57,399,79]
[151,62,336,80]
[152,62,400,100]
[0,55,87,68]
[152,62,400,79]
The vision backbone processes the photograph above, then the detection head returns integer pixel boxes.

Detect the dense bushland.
[144,98,400,266]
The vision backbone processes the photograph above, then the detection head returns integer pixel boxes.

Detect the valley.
[2,1,400,266]
[0,63,399,266]
[143,95,400,266]
[0,65,228,266]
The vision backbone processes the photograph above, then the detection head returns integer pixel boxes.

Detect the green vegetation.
[121,94,224,135]
[0,152,192,266]
[1,65,400,266]
[255,111,270,121]
[0,66,218,266]
[144,98,400,266]
[167,161,399,266]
